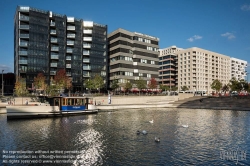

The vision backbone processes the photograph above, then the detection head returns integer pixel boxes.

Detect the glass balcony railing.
[50,63,57,67]
[83,74,90,77]
[51,47,59,51]
[83,66,91,70]
[67,26,75,30]
[66,64,71,68]
[50,30,56,34]
[66,72,71,76]
[20,34,29,38]
[83,44,91,48]
[66,56,71,60]
[50,71,56,75]
[83,37,92,41]
[51,54,59,59]
[83,58,90,63]
[67,41,74,45]
[19,51,28,55]
[50,38,58,43]
[19,15,29,21]
[83,30,92,34]
[83,51,90,55]
[19,60,28,64]
[66,49,73,53]
[19,42,28,47]
[67,34,75,38]
[50,22,55,26]
[19,25,29,29]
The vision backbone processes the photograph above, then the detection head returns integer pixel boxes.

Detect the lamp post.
[2,70,4,96]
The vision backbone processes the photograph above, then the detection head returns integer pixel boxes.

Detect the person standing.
[25,99,28,105]
[108,94,111,104]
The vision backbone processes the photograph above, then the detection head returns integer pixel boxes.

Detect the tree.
[181,86,189,91]
[93,74,104,93]
[111,80,119,92]
[85,79,94,92]
[229,77,240,91]
[171,86,178,91]
[159,84,170,92]
[14,77,28,97]
[54,69,71,91]
[148,78,157,89]
[124,81,132,94]
[221,84,229,92]
[34,73,47,95]
[135,77,146,96]
[211,79,222,93]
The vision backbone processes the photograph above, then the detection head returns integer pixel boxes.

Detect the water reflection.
[0,108,249,165]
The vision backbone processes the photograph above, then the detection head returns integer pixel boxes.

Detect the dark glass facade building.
[108,28,159,90]
[14,6,108,92]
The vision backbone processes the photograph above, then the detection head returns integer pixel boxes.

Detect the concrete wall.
[93,95,179,105]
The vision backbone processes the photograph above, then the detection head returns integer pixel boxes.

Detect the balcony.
[83,37,92,41]
[83,58,90,63]
[66,64,71,68]
[83,51,90,55]
[51,54,59,59]
[50,22,55,26]
[19,60,28,64]
[50,30,56,35]
[20,34,29,38]
[83,30,92,34]
[19,42,28,47]
[83,66,91,70]
[67,34,75,38]
[83,44,91,48]
[66,72,71,76]
[19,51,28,55]
[19,15,29,21]
[51,47,59,51]
[66,49,73,53]
[50,63,57,67]
[67,41,74,45]
[19,25,29,29]
[50,38,58,43]
[83,73,90,77]
[67,26,75,30]
[50,71,56,75]
[66,56,71,60]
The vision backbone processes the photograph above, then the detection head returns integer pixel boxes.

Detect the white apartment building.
[230,57,247,80]
[176,47,231,93]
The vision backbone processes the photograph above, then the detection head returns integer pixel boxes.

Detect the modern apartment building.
[159,46,183,89]
[108,28,159,90]
[230,57,247,80]
[14,6,107,92]
[176,47,231,93]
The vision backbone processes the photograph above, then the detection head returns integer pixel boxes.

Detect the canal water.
[0,108,249,165]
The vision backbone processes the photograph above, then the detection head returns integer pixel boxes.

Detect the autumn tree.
[148,78,157,89]
[54,69,71,92]
[14,77,28,97]
[34,73,47,95]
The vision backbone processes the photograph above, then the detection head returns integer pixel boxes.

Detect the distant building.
[14,6,108,92]
[230,57,247,80]
[108,28,159,91]
[159,46,183,89]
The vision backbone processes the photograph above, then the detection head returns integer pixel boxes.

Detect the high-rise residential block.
[14,6,108,91]
[230,57,247,80]
[108,28,159,90]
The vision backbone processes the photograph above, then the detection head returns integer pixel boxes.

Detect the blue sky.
[0,0,250,79]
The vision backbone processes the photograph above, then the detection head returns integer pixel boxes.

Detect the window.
[141,59,147,63]
[139,73,143,76]
[151,60,155,64]
[147,74,151,78]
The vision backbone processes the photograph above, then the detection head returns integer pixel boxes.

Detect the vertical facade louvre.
[108,28,159,91]
[14,6,108,92]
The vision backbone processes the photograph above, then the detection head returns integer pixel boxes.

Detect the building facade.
[108,28,159,90]
[176,47,231,93]
[14,6,108,92]
[159,46,183,89]
[230,57,247,80]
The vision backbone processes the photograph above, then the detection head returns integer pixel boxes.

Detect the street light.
[2,70,4,96]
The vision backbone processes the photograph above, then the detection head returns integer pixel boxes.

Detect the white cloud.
[241,4,250,11]
[221,32,235,40]
[187,35,202,42]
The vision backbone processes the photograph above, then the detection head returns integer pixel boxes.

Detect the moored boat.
[6,96,98,120]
